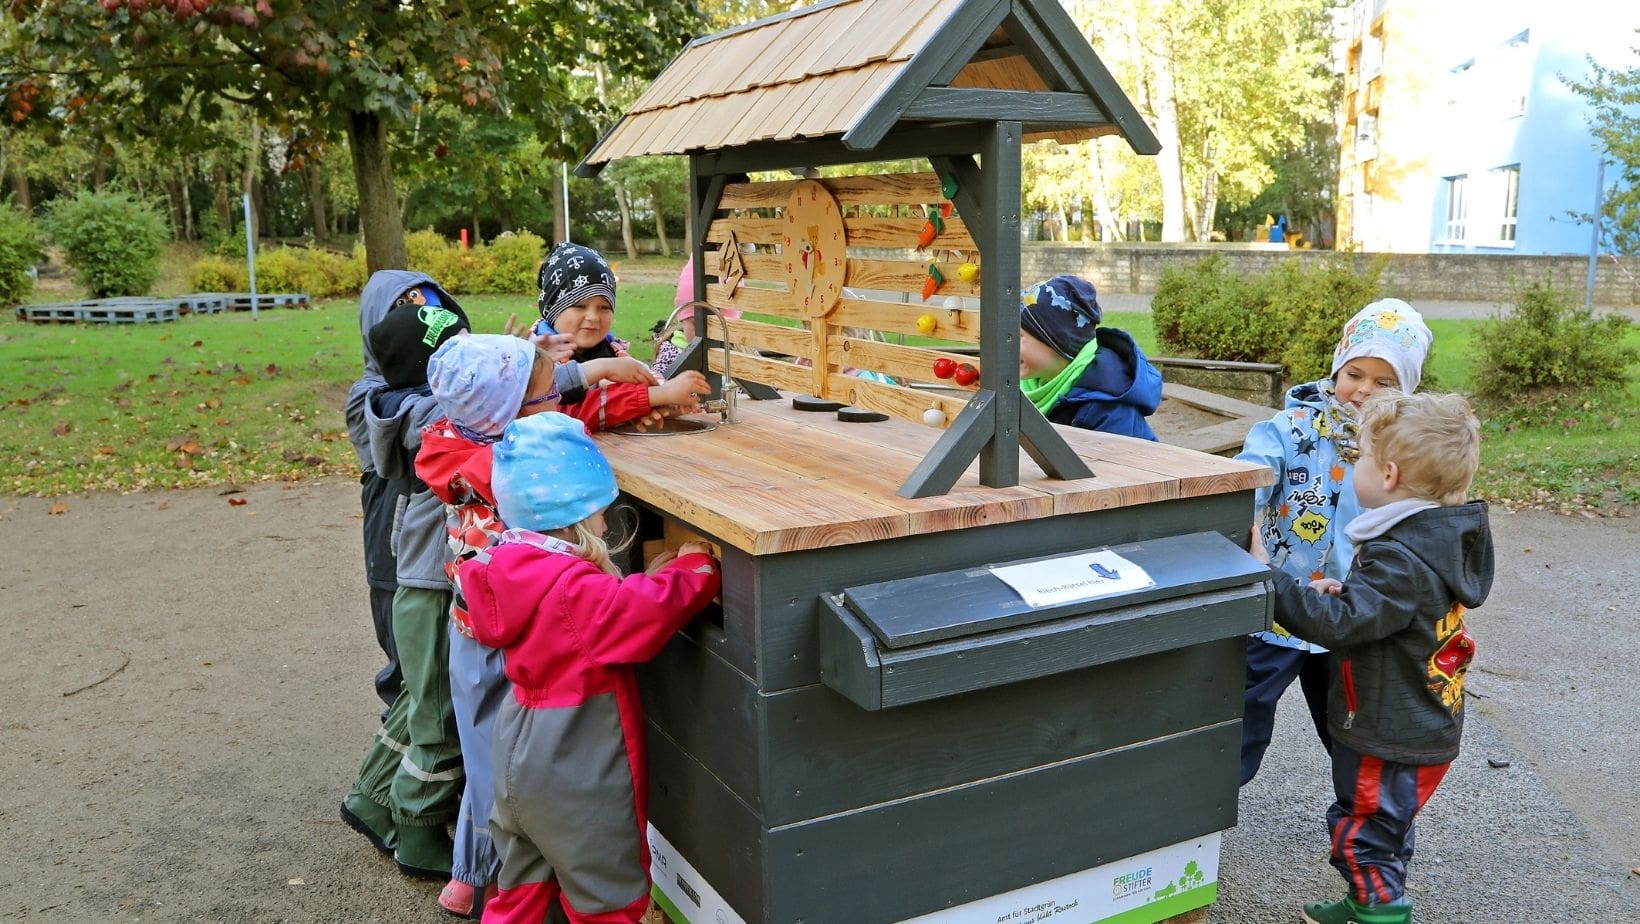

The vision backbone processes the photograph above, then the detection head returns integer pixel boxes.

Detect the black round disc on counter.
[837,406,889,423]
[792,395,846,412]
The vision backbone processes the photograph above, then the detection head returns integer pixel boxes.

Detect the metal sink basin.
[610,415,719,436]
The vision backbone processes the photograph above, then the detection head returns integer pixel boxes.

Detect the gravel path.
[0,482,1634,921]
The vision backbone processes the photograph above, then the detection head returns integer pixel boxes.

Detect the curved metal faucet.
[656,299,738,423]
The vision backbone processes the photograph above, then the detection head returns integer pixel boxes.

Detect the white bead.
[922,407,946,427]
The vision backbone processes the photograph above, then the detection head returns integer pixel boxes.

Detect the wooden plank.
[705,349,814,396]
[904,87,1109,124]
[845,256,977,296]
[646,625,1241,825]
[828,296,982,343]
[950,52,1055,91]
[642,729,767,922]
[823,371,969,424]
[704,283,803,319]
[699,401,1054,532]
[825,335,981,386]
[761,723,1240,923]
[719,172,948,210]
[706,217,784,245]
[708,316,812,358]
[1163,381,1276,420]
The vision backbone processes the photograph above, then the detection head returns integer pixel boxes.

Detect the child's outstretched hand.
[645,548,679,574]
[1309,578,1343,596]
[583,356,660,387]
[651,370,708,412]
[1246,525,1270,564]
[677,541,715,560]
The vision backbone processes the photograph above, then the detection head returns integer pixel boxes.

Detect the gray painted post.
[1587,156,1604,310]
[978,121,1022,487]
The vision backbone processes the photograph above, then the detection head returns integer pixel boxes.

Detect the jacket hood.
[1062,327,1162,415]
[348,271,458,465]
[1284,380,1330,413]
[1386,501,1494,609]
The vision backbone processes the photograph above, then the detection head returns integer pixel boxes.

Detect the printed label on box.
[990,550,1155,609]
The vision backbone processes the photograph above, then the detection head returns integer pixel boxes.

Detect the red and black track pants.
[1326,742,1451,905]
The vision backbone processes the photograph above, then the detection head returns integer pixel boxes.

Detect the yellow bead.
[957,262,980,283]
[916,314,937,335]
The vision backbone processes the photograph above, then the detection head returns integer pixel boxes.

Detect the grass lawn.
[3,290,1636,513]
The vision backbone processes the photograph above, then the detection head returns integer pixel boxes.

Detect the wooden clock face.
[781,179,845,318]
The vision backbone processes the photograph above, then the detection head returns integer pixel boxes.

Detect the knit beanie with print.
[427,334,537,437]
[491,412,619,533]
[1331,298,1432,393]
[368,285,470,388]
[1020,275,1102,360]
[536,242,617,330]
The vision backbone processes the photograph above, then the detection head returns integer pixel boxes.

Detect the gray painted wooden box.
[623,490,1268,924]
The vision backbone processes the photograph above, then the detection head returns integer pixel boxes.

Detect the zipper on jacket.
[1341,657,1357,729]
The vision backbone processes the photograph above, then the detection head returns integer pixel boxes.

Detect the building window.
[1497,31,1531,118]
[1443,175,1468,241]
[1494,165,1520,243]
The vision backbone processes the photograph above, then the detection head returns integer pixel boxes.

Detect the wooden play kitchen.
[578,1,1275,922]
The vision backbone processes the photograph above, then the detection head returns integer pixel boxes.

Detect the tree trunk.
[1088,141,1122,241]
[346,109,409,272]
[615,181,637,260]
[9,170,31,212]
[213,165,232,228]
[1146,32,1187,243]
[180,169,195,241]
[303,163,329,244]
[472,205,482,248]
[653,200,671,258]
[165,176,184,240]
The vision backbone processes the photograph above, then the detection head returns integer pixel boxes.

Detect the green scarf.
[1021,338,1099,416]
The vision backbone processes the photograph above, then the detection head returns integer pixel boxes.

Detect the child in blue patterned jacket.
[1235,299,1432,786]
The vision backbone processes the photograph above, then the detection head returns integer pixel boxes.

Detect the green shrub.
[1472,279,1636,405]
[190,254,248,292]
[1152,254,1384,382]
[42,190,170,297]
[1152,255,1289,364]
[1268,255,1385,382]
[189,246,368,299]
[482,231,545,294]
[0,205,42,307]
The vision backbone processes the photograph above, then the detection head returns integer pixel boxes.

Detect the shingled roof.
[579,0,1159,172]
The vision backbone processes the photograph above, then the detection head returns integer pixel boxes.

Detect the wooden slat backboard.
[703,172,988,429]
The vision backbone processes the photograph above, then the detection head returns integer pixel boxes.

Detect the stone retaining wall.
[1021,243,1640,306]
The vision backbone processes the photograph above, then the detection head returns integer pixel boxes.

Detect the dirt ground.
[1,478,1637,922]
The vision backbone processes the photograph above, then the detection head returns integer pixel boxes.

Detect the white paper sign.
[989,549,1155,608]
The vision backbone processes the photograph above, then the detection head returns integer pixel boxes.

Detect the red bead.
[953,363,979,386]
[932,357,957,379]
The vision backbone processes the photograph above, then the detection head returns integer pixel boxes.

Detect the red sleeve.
[558,383,652,432]
[416,420,483,504]
[566,552,721,666]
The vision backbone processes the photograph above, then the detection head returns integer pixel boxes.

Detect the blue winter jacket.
[1046,327,1162,441]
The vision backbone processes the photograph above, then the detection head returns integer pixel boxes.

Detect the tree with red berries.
[2,0,700,271]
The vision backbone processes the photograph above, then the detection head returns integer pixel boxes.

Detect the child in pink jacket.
[459,412,720,924]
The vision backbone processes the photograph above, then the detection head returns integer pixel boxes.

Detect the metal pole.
[561,162,571,244]
[1586,156,1604,310]
[242,193,258,320]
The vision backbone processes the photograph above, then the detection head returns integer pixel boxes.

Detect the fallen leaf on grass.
[227,496,248,506]
[174,453,195,469]
[264,363,282,377]
[51,421,71,436]
[48,501,68,515]
[192,339,203,347]
[232,374,253,386]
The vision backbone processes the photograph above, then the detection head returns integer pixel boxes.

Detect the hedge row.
[190,230,547,299]
[1151,254,1385,383]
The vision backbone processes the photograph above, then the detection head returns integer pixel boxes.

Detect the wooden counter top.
[591,393,1273,555]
